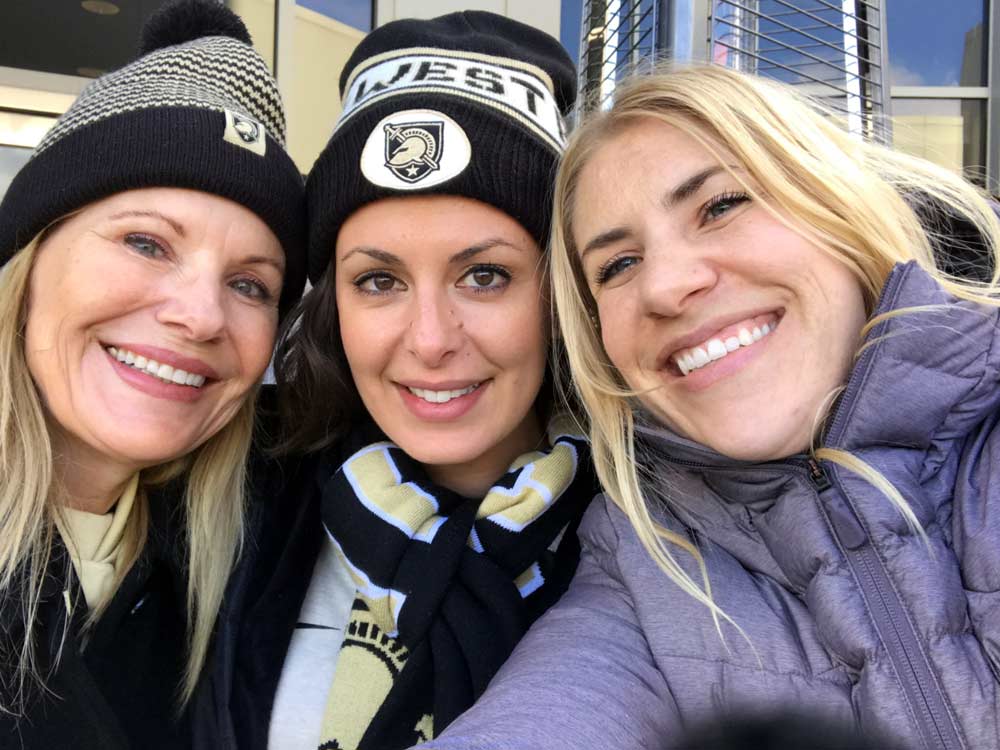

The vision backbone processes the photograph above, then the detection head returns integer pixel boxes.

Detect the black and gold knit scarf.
[316,418,593,750]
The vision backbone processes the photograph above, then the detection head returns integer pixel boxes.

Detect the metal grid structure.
[577,0,659,112]
[710,1,890,140]
[578,0,891,143]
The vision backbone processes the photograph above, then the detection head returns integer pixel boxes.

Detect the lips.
[405,382,482,404]
[659,311,782,377]
[107,345,208,387]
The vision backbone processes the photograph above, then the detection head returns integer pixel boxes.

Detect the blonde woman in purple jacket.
[422,65,1000,750]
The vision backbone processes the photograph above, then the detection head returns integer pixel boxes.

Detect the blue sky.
[886,0,987,86]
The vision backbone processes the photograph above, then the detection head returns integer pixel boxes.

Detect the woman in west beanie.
[0,1,305,748]
[193,12,596,750]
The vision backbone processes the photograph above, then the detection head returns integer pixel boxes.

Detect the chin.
[706,426,810,462]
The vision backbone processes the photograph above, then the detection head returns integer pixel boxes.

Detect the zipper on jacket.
[649,404,963,743]
[806,458,831,491]
[816,463,963,750]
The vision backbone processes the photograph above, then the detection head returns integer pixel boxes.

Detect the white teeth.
[105,346,207,388]
[407,383,480,404]
[672,319,779,376]
[706,339,727,361]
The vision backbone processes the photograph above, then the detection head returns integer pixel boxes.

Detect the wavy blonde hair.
[550,64,1000,632]
[0,231,254,713]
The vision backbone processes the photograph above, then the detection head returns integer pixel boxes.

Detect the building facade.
[0,0,997,198]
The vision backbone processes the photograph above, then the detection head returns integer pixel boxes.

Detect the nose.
[404,291,464,367]
[637,241,718,318]
[155,273,227,342]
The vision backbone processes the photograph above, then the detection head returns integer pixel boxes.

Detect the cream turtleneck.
[55,473,139,611]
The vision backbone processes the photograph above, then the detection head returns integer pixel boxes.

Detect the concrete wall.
[231,0,366,172]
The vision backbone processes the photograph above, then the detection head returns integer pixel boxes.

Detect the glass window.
[560,0,583,56]
[0,1,174,79]
[888,0,988,86]
[297,0,371,32]
[892,98,987,184]
[0,145,33,202]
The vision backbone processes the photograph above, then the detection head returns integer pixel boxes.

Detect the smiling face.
[335,195,547,494]
[572,117,867,460]
[25,187,283,481]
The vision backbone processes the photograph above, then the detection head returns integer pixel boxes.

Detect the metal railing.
[710,0,890,140]
[578,0,891,142]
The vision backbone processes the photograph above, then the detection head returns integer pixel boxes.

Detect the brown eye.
[472,269,496,286]
[355,271,403,295]
[457,264,510,293]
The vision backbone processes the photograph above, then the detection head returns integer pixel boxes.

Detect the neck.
[51,432,139,515]
[425,411,545,498]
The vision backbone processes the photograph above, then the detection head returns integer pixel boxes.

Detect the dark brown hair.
[272,263,366,453]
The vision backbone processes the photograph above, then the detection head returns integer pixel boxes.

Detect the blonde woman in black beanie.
[0,1,305,748]
[191,12,596,750]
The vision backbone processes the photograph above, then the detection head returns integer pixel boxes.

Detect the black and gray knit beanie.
[0,0,306,313]
[305,11,577,282]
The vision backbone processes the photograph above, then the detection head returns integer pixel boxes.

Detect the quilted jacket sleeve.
[417,497,679,750]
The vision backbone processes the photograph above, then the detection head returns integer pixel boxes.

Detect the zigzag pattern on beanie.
[36,36,286,155]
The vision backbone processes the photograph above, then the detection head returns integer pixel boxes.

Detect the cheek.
[597,302,634,376]
[230,313,278,382]
[337,303,386,382]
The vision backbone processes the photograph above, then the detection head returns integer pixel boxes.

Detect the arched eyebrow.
[341,239,526,266]
[580,227,631,260]
[664,166,725,208]
[449,238,525,263]
[107,210,186,238]
[340,246,401,265]
[580,165,736,260]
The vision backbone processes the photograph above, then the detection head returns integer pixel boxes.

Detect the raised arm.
[418,499,680,750]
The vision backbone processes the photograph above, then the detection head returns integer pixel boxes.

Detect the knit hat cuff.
[0,106,306,314]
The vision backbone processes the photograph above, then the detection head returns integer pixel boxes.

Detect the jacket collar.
[638,261,1000,496]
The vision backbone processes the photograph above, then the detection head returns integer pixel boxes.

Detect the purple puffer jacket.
[421,262,1000,750]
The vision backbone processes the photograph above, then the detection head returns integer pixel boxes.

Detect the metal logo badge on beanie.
[361,109,471,189]
[223,109,267,156]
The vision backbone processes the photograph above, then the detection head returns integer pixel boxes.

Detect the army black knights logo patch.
[383,121,443,184]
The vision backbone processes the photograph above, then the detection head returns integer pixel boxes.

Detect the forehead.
[572,118,732,230]
[335,195,537,261]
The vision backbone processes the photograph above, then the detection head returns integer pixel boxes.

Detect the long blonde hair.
[0,231,254,712]
[550,64,1000,630]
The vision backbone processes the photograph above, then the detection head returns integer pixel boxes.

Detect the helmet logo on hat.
[223,109,267,156]
[384,122,442,183]
[361,109,471,191]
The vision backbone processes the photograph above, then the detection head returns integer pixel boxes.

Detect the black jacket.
[0,490,191,750]
[190,439,329,750]
[192,396,594,750]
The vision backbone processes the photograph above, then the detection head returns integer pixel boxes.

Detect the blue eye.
[124,233,166,258]
[231,277,272,301]
[596,255,641,286]
[457,264,510,293]
[703,191,750,222]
